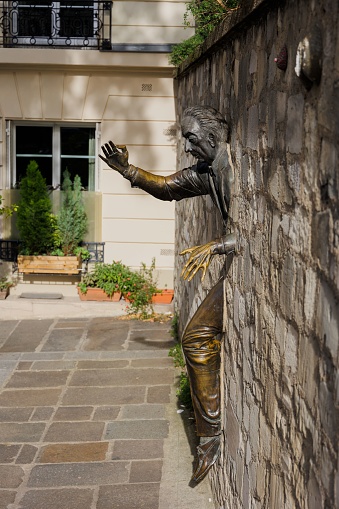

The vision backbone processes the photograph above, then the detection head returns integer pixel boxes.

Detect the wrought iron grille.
[0,1,112,49]
[81,241,105,263]
[0,240,21,261]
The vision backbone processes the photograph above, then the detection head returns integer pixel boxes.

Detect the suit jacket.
[126,148,234,238]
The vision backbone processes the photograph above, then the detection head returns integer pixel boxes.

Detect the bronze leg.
[182,278,224,437]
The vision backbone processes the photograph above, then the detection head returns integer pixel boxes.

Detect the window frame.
[9,121,100,191]
[9,1,99,48]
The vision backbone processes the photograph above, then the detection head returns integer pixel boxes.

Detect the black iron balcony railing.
[0,1,112,50]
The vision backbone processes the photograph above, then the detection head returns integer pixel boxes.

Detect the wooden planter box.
[17,255,82,275]
[78,287,122,302]
[152,289,174,304]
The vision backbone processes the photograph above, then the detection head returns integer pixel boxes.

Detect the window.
[10,1,98,47]
[12,123,97,191]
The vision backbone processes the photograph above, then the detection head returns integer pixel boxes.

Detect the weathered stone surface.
[129,459,163,483]
[0,465,25,488]
[53,406,93,421]
[0,444,20,463]
[147,385,171,403]
[0,320,53,352]
[62,386,146,406]
[112,439,164,460]
[0,490,16,509]
[5,370,70,388]
[174,2,339,506]
[105,420,169,440]
[28,462,129,487]
[69,368,173,387]
[0,388,61,407]
[44,422,105,442]
[17,489,94,509]
[16,445,38,464]
[120,403,165,420]
[0,423,46,442]
[42,329,83,351]
[39,443,108,463]
[97,484,160,509]
[84,320,130,351]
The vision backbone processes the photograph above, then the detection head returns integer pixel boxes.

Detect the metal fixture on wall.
[274,45,288,71]
[295,27,323,84]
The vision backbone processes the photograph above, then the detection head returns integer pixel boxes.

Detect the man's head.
[181,106,229,164]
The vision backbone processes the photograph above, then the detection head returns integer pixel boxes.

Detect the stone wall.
[174,0,339,507]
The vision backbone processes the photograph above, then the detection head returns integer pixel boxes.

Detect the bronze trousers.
[181,278,224,437]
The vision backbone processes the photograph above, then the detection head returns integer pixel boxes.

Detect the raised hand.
[99,142,129,175]
[180,241,217,282]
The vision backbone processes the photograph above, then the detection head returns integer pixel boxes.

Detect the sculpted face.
[181,116,217,164]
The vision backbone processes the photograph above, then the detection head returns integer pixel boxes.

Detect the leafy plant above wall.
[169,0,240,66]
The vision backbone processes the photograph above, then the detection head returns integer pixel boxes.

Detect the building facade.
[0,0,193,287]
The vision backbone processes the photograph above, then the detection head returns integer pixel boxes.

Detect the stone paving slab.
[0,316,214,508]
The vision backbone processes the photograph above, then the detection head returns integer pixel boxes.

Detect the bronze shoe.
[191,436,221,483]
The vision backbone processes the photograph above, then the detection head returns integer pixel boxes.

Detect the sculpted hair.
[183,106,229,143]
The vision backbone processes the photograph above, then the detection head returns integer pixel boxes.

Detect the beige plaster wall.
[112,1,194,44]
[0,53,179,286]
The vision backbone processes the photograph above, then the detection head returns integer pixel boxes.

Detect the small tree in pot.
[57,170,88,256]
[17,162,89,274]
[17,160,56,255]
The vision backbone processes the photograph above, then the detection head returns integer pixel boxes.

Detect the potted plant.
[152,286,174,304]
[0,277,13,300]
[77,261,125,302]
[17,163,89,274]
[121,259,158,317]
[78,258,158,318]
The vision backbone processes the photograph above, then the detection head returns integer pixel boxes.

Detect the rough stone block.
[28,462,129,487]
[17,489,94,509]
[316,280,339,361]
[129,459,163,483]
[286,94,304,154]
[16,445,38,464]
[0,465,24,488]
[62,386,146,406]
[312,210,331,270]
[97,484,160,509]
[285,324,298,375]
[0,444,20,463]
[39,442,108,463]
[5,370,70,388]
[0,422,45,442]
[105,420,169,440]
[112,439,164,460]
[247,105,259,151]
[44,422,105,442]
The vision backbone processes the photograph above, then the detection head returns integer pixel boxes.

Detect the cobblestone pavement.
[0,316,213,509]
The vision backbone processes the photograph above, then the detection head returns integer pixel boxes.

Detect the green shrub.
[58,170,88,255]
[17,160,56,255]
[177,372,192,408]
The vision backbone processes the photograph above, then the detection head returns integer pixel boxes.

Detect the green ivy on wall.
[169,0,240,66]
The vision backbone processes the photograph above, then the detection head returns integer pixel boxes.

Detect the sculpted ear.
[208,133,216,148]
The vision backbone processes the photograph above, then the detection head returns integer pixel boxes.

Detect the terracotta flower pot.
[78,287,121,302]
[151,289,174,304]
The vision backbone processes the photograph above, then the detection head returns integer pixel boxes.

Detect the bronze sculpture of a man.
[100,106,236,483]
